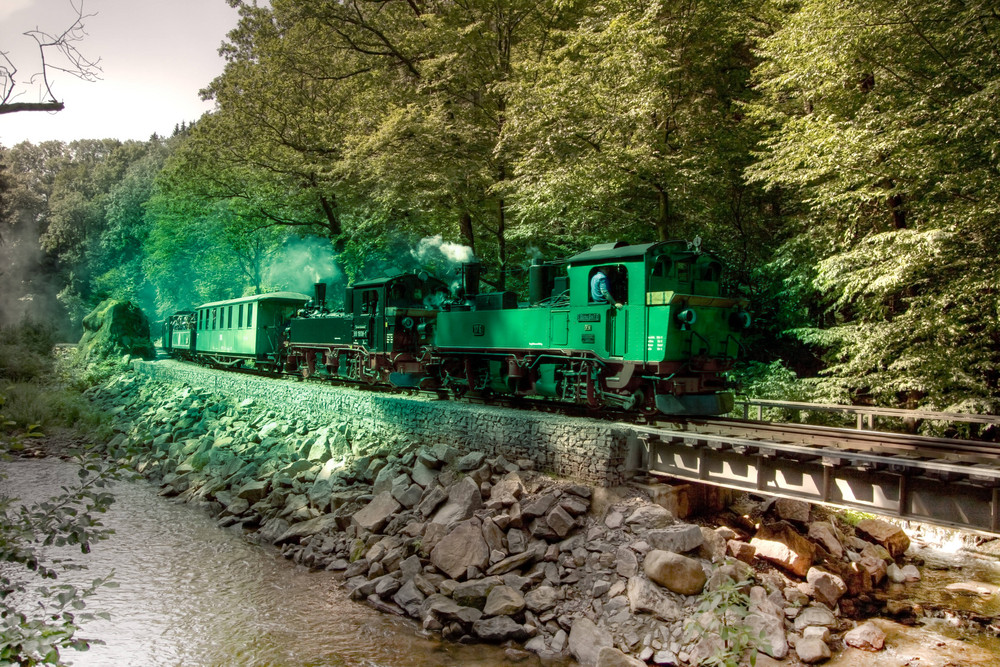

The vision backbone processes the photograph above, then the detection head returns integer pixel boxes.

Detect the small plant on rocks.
[683,568,768,667]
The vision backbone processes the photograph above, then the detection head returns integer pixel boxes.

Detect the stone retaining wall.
[133,360,629,486]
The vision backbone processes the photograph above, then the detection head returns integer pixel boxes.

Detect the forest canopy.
[2,0,998,414]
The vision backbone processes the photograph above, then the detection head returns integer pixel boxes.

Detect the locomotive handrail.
[735,398,1000,429]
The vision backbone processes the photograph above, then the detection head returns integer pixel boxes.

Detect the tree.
[193,0,576,288]
[746,0,1000,411]
[0,0,101,115]
[503,0,755,238]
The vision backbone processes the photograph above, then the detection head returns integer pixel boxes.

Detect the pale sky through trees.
[0,0,238,145]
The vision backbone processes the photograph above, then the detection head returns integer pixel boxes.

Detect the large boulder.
[855,518,910,558]
[750,521,816,577]
[643,550,707,595]
[352,492,402,533]
[646,524,704,553]
[431,477,483,526]
[77,299,155,362]
[626,575,683,622]
[568,617,614,667]
[429,518,490,579]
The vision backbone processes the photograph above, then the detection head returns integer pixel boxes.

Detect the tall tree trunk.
[317,193,341,239]
[888,193,906,229]
[655,186,670,241]
[459,210,475,255]
[496,197,506,290]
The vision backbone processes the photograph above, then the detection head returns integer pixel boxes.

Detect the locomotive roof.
[197,291,310,309]
[566,241,682,265]
[351,272,447,289]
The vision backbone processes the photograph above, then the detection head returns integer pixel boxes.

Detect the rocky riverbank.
[85,368,996,666]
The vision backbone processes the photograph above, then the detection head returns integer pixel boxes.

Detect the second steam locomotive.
[163,240,750,415]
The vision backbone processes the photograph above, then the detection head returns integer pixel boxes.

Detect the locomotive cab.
[286,272,449,386]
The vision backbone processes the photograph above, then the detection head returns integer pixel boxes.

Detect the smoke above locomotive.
[164,240,750,416]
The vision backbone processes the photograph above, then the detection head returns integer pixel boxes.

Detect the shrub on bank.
[0,320,55,382]
[0,320,111,439]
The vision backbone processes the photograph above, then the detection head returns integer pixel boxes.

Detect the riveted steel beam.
[626,424,1000,534]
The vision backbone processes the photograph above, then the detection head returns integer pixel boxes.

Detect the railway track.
[161,353,1000,533]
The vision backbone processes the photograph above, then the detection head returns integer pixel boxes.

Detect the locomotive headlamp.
[729,311,751,330]
[676,309,697,330]
[401,317,415,330]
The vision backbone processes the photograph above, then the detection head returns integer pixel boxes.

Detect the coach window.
[247,303,254,328]
[238,304,244,328]
[227,305,233,329]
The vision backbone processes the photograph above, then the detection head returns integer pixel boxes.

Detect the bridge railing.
[733,398,1000,433]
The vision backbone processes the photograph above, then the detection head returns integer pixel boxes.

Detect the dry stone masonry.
[134,359,629,486]
[89,363,939,665]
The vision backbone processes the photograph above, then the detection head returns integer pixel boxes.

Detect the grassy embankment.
[0,320,114,448]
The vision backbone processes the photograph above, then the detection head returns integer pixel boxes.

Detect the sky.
[0,0,240,146]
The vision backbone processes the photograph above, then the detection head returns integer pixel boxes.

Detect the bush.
[0,380,110,439]
[0,320,56,383]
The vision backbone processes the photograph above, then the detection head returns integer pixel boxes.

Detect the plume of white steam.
[411,235,474,267]
[410,235,475,295]
[264,237,342,296]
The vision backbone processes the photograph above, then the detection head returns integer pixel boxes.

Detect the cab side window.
[589,265,626,304]
[649,257,674,292]
[361,290,379,314]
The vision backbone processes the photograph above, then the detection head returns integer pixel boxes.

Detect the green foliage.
[0,321,54,383]
[0,321,112,441]
[838,509,877,528]
[0,447,120,666]
[504,0,768,249]
[746,0,1000,411]
[0,381,109,439]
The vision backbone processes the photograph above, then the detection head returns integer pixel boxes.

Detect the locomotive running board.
[626,424,1000,535]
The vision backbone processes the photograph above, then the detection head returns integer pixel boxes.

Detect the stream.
[1,457,529,667]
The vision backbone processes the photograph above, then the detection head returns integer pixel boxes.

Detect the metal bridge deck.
[624,422,1000,534]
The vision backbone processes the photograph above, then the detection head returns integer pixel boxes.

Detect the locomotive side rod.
[626,423,1000,535]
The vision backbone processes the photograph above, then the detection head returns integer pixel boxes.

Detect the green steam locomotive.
[164,240,750,415]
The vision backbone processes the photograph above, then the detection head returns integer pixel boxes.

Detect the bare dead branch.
[0,0,102,115]
[0,101,66,115]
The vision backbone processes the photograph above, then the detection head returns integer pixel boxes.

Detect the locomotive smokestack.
[462,259,481,298]
[314,282,327,309]
[529,257,554,305]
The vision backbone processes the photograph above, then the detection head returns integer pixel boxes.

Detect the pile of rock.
[76,299,155,362]
[87,371,926,666]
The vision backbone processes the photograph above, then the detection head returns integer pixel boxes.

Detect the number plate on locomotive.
[578,313,601,322]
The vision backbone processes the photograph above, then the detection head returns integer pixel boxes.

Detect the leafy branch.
[0,439,123,666]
